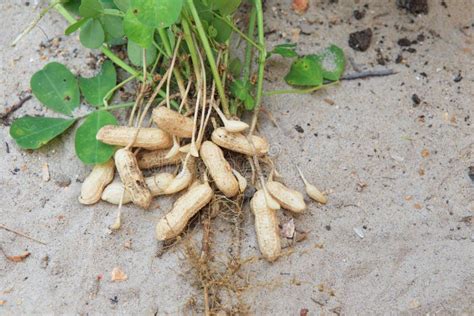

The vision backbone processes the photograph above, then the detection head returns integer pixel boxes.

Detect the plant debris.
[1,248,31,262]
[292,0,309,14]
[111,267,127,282]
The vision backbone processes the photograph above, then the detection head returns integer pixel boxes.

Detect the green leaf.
[113,0,130,11]
[243,95,255,110]
[30,62,80,115]
[228,57,242,78]
[212,17,232,43]
[80,18,105,48]
[268,43,298,59]
[100,0,118,9]
[63,0,82,16]
[230,79,251,100]
[100,15,124,40]
[127,40,157,66]
[75,111,118,164]
[129,0,183,28]
[211,0,241,15]
[123,8,154,48]
[79,0,104,17]
[65,17,90,35]
[313,45,345,81]
[10,116,76,149]
[79,61,117,106]
[284,55,323,87]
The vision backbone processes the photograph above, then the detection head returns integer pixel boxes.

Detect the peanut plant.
[10,0,344,261]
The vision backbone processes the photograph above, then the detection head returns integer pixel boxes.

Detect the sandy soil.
[1,0,473,314]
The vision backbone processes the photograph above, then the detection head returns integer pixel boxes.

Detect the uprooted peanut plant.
[10,0,344,311]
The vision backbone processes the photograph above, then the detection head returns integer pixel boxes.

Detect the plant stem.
[11,0,62,46]
[186,0,230,117]
[263,81,340,96]
[182,18,201,80]
[242,7,257,80]
[158,28,187,98]
[103,74,138,108]
[211,11,262,52]
[102,102,135,111]
[103,9,124,17]
[249,0,266,134]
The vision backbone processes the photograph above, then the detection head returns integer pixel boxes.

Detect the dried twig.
[0,95,32,121]
[0,224,47,245]
[341,69,397,80]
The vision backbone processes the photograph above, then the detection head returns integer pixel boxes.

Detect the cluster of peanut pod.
[78,106,327,262]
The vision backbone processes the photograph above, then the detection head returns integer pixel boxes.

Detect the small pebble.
[353,227,365,238]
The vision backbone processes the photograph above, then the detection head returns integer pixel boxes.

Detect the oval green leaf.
[127,40,157,66]
[80,18,105,48]
[129,0,183,28]
[212,17,232,43]
[79,60,117,106]
[100,15,124,41]
[123,8,154,48]
[211,0,241,16]
[65,17,90,35]
[313,45,346,81]
[79,0,104,17]
[10,116,76,149]
[75,111,118,164]
[64,0,82,16]
[30,62,80,115]
[113,0,130,11]
[284,55,323,87]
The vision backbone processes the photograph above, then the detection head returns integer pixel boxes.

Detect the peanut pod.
[79,159,115,205]
[152,106,194,138]
[101,173,174,205]
[267,181,306,213]
[200,141,239,198]
[155,182,214,240]
[97,125,173,150]
[211,128,269,156]
[250,190,281,262]
[137,149,184,169]
[114,148,152,209]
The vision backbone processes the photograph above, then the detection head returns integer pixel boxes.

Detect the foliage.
[10,0,346,165]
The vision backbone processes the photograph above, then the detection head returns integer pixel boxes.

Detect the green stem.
[158,28,172,57]
[264,81,340,96]
[242,7,257,80]
[103,74,138,108]
[211,11,262,52]
[103,9,124,17]
[182,18,201,80]
[186,0,230,117]
[249,0,266,133]
[158,28,186,97]
[101,102,135,111]
[12,0,62,46]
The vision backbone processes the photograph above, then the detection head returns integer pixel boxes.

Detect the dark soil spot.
[348,28,372,52]
[397,38,413,47]
[353,9,366,20]
[396,0,428,14]
[468,166,474,182]
[412,93,421,106]
[295,125,304,133]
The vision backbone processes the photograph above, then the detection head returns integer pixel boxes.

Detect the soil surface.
[1,0,473,314]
